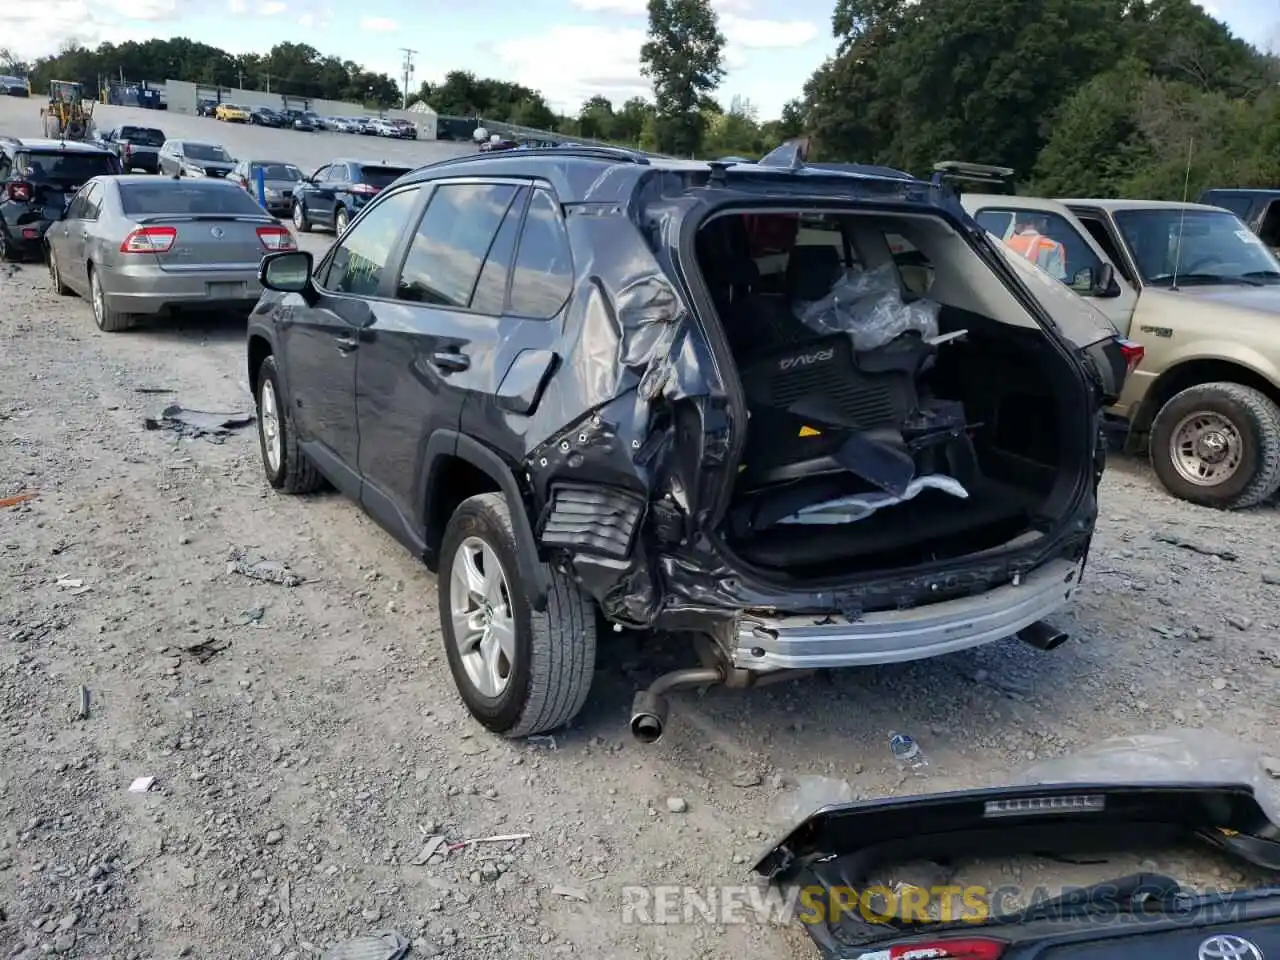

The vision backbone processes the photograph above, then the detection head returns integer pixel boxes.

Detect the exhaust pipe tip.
[630,690,669,744]
[1017,620,1069,651]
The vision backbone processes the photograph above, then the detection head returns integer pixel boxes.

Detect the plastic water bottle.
[890,732,926,769]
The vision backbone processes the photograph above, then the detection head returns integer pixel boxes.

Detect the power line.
[399,47,416,111]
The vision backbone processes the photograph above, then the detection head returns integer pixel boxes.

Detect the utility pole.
[264,72,272,94]
[237,68,244,90]
[399,47,416,111]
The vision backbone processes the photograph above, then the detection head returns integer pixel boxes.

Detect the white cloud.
[298,10,314,25]
[261,1,287,13]
[0,1,179,61]
[492,25,651,112]
[720,13,817,48]
[359,15,398,31]
[569,0,753,11]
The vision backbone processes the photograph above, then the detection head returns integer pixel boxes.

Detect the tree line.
[5,0,1279,199]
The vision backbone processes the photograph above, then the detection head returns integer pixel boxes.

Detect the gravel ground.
[3,97,1280,960]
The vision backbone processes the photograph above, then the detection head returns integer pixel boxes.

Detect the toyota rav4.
[244,145,1132,742]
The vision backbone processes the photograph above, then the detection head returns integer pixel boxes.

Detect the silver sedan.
[45,175,297,332]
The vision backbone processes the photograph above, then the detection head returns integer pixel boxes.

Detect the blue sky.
[2,0,1274,119]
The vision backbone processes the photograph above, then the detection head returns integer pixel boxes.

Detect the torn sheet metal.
[144,404,255,443]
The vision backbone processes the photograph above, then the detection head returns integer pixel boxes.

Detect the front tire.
[1149,381,1280,509]
[439,493,597,738]
[255,355,323,494]
[48,245,71,294]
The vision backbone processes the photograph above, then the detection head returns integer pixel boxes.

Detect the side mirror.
[260,250,314,296]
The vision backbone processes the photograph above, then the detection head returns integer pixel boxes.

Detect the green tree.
[578,95,615,140]
[640,0,726,156]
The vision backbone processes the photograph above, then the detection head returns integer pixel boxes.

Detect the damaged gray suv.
[246,147,1133,743]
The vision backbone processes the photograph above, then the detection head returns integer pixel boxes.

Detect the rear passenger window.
[395,182,518,307]
[322,188,420,297]
[470,187,528,315]
[508,190,573,319]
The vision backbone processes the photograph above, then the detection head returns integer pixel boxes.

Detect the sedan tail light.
[6,181,32,202]
[348,183,378,196]
[120,226,177,253]
[886,938,1007,960]
[257,225,296,251]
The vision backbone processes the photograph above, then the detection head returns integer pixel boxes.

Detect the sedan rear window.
[359,166,412,189]
[119,182,267,216]
[184,143,233,162]
[251,163,302,181]
[25,151,119,184]
[119,127,165,146]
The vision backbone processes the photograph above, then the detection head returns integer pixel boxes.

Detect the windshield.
[252,163,302,181]
[119,127,164,146]
[360,166,412,189]
[26,151,119,184]
[1113,208,1280,286]
[119,181,267,217]
[185,143,233,163]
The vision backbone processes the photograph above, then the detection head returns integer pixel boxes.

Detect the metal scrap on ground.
[227,548,304,587]
[319,931,410,960]
[144,404,255,443]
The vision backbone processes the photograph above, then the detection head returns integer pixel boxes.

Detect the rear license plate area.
[207,281,245,298]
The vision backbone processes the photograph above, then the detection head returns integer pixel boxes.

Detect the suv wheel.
[1150,381,1280,509]
[292,202,312,233]
[0,226,17,262]
[439,493,597,738]
[255,355,323,493]
[89,266,135,332]
[334,206,349,235]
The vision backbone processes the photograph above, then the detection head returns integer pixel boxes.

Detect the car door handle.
[334,335,358,353]
[431,350,470,373]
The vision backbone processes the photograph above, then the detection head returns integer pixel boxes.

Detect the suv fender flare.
[423,430,550,613]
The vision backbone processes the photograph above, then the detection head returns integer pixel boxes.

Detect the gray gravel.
[3,95,1280,960]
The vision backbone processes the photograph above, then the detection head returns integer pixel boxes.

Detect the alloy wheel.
[259,378,283,474]
[1169,409,1243,488]
[449,537,516,699]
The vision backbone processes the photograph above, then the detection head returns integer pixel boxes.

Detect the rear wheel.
[334,206,349,235]
[292,201,312,233]
[255,355,323,493]
[1149,382,1280,509]
[0,226,17,263]
[439,493,597,738]
[89,266,135,332]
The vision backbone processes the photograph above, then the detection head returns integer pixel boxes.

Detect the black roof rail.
[419,144,652,174]
[931,160,1016,195]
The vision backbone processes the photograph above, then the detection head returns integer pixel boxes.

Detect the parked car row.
[193,98,418,138]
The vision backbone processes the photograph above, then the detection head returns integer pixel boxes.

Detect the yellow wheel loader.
[39,80,96,141]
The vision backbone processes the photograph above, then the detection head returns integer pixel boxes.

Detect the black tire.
[438,493,597,738]
[255,354,324,494]
[1149,381,1280,510]
[292,201,312,233]
[0,226,18,263]
[88,266,135,332]
[47,245,72,295]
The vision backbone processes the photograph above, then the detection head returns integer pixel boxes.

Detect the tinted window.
[184,143,232,162]
[252,163,302,181]
[119,127,164,146]
[359,165,412,189]
[470,188,528,314]
[1200,192,1256,219]
[975,208,1101,286]
[325,188,421,296]
[25,151,118,184]
[119,181,267,216]
[81,182,103,219]
[1113,208,1280,285]
[394,183,518,307]
[508,190,574,318]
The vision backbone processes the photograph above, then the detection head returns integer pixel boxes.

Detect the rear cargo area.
[694,208,1088,581]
